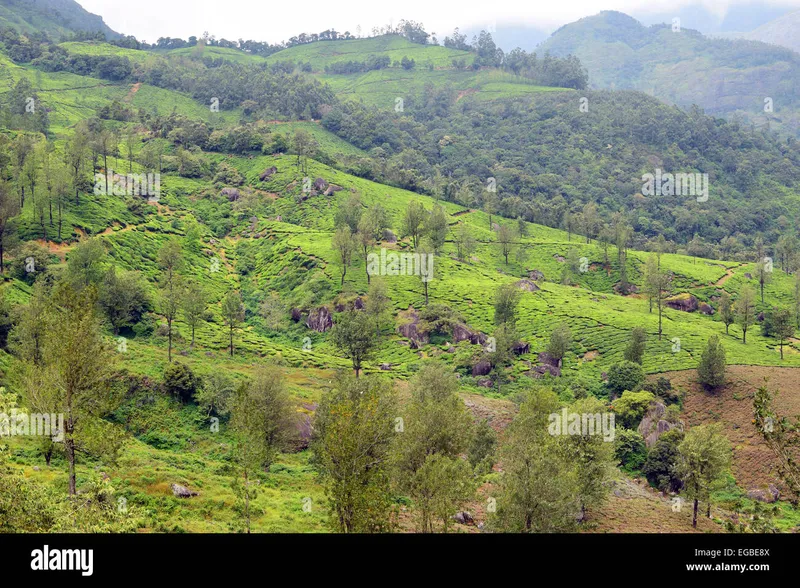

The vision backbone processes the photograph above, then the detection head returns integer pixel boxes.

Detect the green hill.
[539,11,800,137]
[0,0,119,39]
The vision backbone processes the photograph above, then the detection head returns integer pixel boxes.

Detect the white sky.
[75,0,800,43]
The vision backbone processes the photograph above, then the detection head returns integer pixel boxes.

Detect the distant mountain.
[715,9,800,54]
[632,1,794,35]
[539,11,800,136]
[0,0,119,39]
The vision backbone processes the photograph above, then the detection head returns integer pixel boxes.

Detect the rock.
[512,341,530,355]
[530,364,561,378]
[515,279,539,292]
[324,184,343,196]
[383,229,397,243]
[665,294,699,312]
[313,178,328,191]
[747,489,775,503]
[744,273,752,280]
[453,511,474,525]
[769,484,780,501]
[221,187,240,201]
[205,352,214,358]
[452,323,475,344]
[179,350,189,356]
[33,466,40,471]
[757,311,766,322]
[306,307,333,332]
[637,401,682,447]
[538,352,561,368]
[396,306,429,349]
[476,378,493,388]
[291,308,304,322]
[353,296,365,310]
[259,166,277,181]
[529,269,545,281]
[699,302,715,315]
[380,363,392,371]
[554,255,566,263]
[472,360,492,376]
[171,483,199,498]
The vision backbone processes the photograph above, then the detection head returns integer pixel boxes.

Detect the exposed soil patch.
[662,366,800,494]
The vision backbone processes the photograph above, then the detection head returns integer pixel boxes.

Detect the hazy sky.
[76,0,800,43]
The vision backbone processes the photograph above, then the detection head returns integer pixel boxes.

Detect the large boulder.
[221,187,240,201]
[529,269,545,281]
[637,401,682,447]
[171,483,199,498]
[259,166,277,181]
[306,306,333,332]
[699,302,715,315]
[665,294,699,312]
[453,511,475,525]
[472,360,492,376]
[512,341,530,355]
[396,306,429,349]
[515,279,539,292]
[452,323,475,344]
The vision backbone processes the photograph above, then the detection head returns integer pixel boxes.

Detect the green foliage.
[697,335,726,390]
[162,362,198,403]
[642,428,685,493]
[624,327,647,364]
[614,428,648,473]
[607,361,645,396]
[611,390,655,429]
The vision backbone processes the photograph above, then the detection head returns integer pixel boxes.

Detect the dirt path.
[124,82,142,102]
[714,263,741,287]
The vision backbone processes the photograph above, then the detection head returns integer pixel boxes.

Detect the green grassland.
[265,35,473,70]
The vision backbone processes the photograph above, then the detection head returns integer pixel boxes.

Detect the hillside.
[1,13,800,539]
[539,11,800,137]
[716,9,800,54]
[0,0,119,39]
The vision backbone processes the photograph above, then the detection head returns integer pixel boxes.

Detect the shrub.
[611,390,655,429]
[614,428,648,473]
[163,362,198,403]
[607,361,645,396]
[642,429,685,492]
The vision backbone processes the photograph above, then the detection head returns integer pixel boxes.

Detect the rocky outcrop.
[637,401,682,447]
[699,302,714,315]
[453,511,475,525]
[221,187,240,201]
[306,306,333,332]
[515,279,540,292]
[396,307,429,349]
[512,341,530,355]
[259,166,277,181]
[171,483,199,498]
[324,184,343,196]
[472,360,492,376]
[665,294,699,312]
[528,269,545,281]
[747,485,780,503]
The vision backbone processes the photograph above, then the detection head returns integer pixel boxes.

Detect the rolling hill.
[539,11,800,137]
[0,0,119,39]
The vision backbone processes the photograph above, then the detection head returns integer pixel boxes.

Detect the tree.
[313,374,397,533]
[222,290,245,357]
[624,327,647,364]
[230,366,295,533]
[157,239,184,361]
[735,286,757,344]
[719,291,734,334]
[365,277,392,336]
[181,281,207,349]
[677,424,731,528]
[425,204,448,253]
[642,429,685,493]
[452,223,476,262]
[65,125,90,205]
[643,254,659,313]
[196,372,235,417]
[564,396,615,518]
[27,284,118,495]
[0,180,20,273]
[357,213,377,284]
[754,257,772,304]
[98,266,150,334]
[607,361,645,396]
[333,193,362,233]
[493,389,580,532]
[402,200,426,248]
[65,238,107,289]
[794,274,800,329]
[330,309,378,377]
[493,283,521,327]
[546,323,572,365]
[95,127,118,195]
[497,223,517,265]
[392,362,475,532]
[772,307,795,360]
[332,227,356,286]
[697,335,726,390]
[651,267,673,340]
[291,129,316,173]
